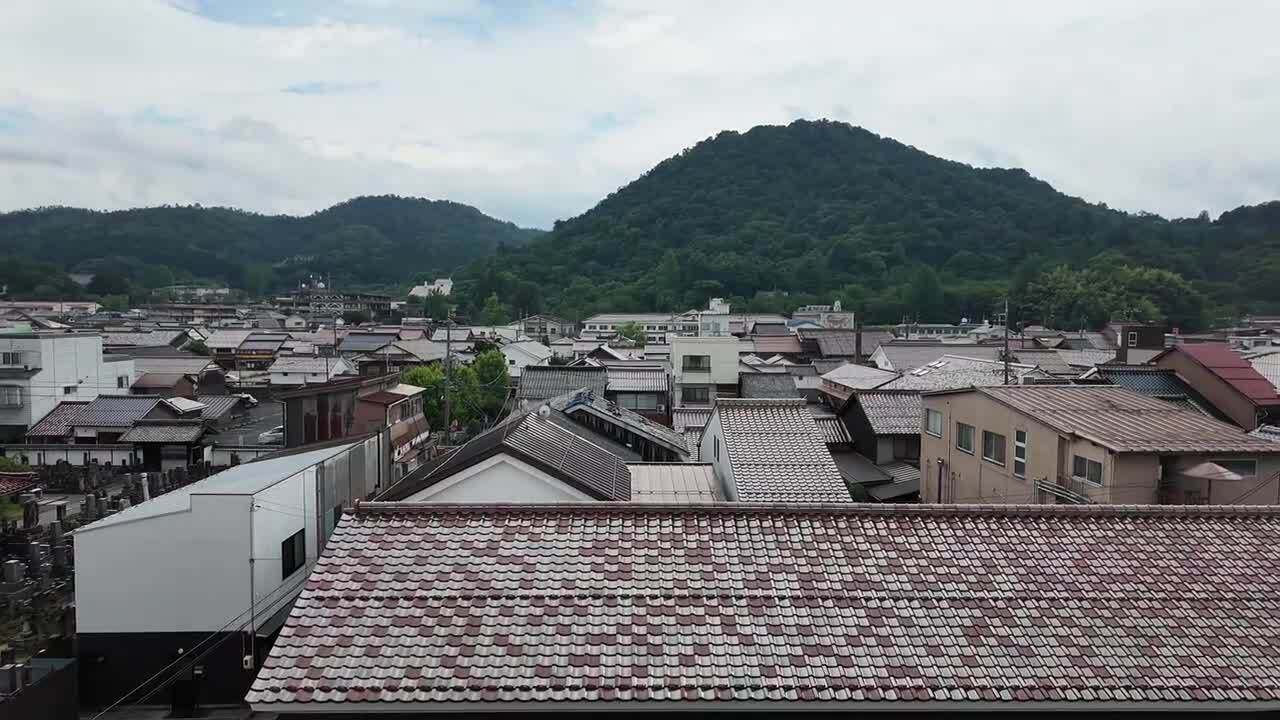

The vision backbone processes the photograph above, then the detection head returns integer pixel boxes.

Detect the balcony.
[1034,476,1093,505]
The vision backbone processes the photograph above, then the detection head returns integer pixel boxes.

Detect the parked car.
[258,425,284,444]
[233,393,260,407]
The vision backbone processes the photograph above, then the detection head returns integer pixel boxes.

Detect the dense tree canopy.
[449,120,1280,330]
[0,195,540,299]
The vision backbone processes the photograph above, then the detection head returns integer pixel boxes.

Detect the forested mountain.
[0,195,540,300]
[458,120,1280,330]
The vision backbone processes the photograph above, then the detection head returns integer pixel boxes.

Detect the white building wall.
[403,455,594,503]
[75,495,252,634]
[698,413,737,500]
[250,467,320,625]
[0,335,127,431]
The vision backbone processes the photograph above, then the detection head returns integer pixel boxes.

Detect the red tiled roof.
[1174,343,1280,406]
[250,503,1280,710]
[0,472,35,498]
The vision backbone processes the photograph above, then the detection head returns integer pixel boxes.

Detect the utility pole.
[442,310,453,446]
[1002,298,1011,385]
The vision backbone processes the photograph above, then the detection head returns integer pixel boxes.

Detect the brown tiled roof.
[975,385,1280,454]
[855,390,923,435]
[751,336,802,355]
[250,503,1280,710]
[26,401,89,438]
[67,395,162,428]
[713,399,848,502]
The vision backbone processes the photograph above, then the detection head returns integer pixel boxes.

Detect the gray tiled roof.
[672,407,712,432]
[250,503,1280,709]
[550,389,688,456]
[683,428,703,460]
[67,395,162,428]
[380,398,632,502]
[119,422,205,443]
[516,366,608,401]
[338,333,399,353]
[605,368,668,393]
[855,391,923,435]
[196,395,243,421]
[714,398,848,502]
[877,355,1036,391]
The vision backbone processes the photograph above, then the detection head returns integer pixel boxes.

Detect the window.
[618,394,658,411]
[281,529,306,580]
[956,423,975,454]
[1127,331,1138,347]
[508,359,516,365]
[1213,459,1257,478]
[0,352,19,365]
[925,409,943,437]
[63,385,75,395]
[714,434,719,460]
[116,376,128,389]
[982,431,1006,466]
[682,355,712,371]
[684,387,710,404]
[0,386,19,407]
[1013,430,1027,478]
[1072,455,1104,485]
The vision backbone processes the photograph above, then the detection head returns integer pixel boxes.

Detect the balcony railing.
[1034,476,1093,505]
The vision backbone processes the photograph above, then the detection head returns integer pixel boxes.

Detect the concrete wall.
[402,455,592,503]
[75,494,253,634]
[671,336,740,387]
[0,335,131,434]
[0,444,137,467]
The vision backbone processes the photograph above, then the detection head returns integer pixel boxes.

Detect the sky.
[1,0,1278,229]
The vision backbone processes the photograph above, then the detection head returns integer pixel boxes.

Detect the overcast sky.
[2,0,1277,228]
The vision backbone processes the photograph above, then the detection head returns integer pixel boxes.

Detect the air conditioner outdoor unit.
[242,654,255,670]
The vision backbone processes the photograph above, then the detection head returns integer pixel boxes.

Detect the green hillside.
[0,195,540,300]
[457,119,1279,330]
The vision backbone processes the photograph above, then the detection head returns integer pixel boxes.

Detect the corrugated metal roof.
[626,463,720,503]
[551,389,687,455]
[1173,343,1280,406]
[979,385,1280,454]
[250,502,1280,709]
[714,398,848,502]
[751,336,802,355]
[813,415,853,444]
[338,333,398,353]
[672,407,711,432]
[821,363,899,389]
[855,391,923,435]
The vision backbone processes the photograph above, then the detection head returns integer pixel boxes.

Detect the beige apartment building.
[921,385,1280,505]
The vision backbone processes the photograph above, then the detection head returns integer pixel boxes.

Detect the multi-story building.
[670,335,740,407]
[516,314,575,342]
[581,312,699,344]
[0,333,134,442]
[920,385,1280,505]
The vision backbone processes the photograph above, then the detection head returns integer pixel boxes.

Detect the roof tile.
[714,399,848,502]
[250,503,1280,709]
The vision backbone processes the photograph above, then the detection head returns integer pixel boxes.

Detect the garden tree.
[402,365,447,428]
[187,339,211,356]
[466,350,511,423]
[616,321,647,346]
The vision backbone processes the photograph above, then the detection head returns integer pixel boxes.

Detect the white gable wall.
[402,454,594,503]
[699,412,737,501]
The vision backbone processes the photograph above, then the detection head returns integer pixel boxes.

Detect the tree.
[342,310,371,325]
[187,339,211,356]
[0,456,30,472]
[617,321,647,346]
[478,293,509,326]
[465,350,511,424]
[904,266,945,321]
[402,365,447,429]
[88,271,131,296]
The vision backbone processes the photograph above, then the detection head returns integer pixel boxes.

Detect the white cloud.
[0,0,1277,228]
